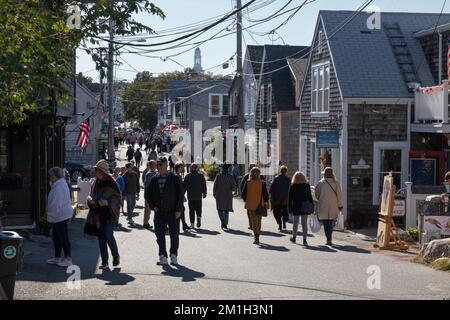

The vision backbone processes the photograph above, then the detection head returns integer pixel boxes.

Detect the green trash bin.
[0,231,23,300]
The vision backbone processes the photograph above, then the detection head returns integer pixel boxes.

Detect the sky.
[76,0,449,83]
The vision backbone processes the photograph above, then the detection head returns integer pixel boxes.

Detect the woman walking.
[213,163,235,230]
[46,167,74,267]
[314,167,343,246]
[87,160,121,269]
[269,166,290,231]
[242,167,269,244]
[288,172,314,245]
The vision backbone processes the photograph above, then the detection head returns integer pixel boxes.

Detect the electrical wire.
[92,0,258,48]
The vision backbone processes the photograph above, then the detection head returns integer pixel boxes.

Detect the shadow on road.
[194,229,221,236]
[260,230,286,238]
[332,245,371,254]
[161,264,205,282]
[258,243,290,252]
[181,231,201,238]
[115,225,132,233]
[303,245,338,253]
[96,268,136,286]
[223,228,252,237]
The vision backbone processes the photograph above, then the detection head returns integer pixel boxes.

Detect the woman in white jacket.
[314,167,343,246]
[46,167,74,267]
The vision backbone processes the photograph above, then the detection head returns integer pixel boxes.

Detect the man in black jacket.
[146,157,184,266]
[183,163,207,228]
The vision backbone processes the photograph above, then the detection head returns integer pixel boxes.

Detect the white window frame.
[267,84,272,122]
[209,93,228,118]
[310,139,318,186]
[311,62,330,116]
[318,30,324,54]
[372,141,409,205]
[259,85,264,122]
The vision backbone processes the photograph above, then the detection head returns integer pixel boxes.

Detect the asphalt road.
[14,145,450,300]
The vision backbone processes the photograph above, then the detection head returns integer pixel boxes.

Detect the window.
[223,95,229,115]
[318,30,324,54]
[209,94,228,117]
[311,62,330,114]
[267,85,272,122]
[259,85,264,121]
[379,149,402,194]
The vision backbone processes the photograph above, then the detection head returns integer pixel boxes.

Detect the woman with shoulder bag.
[288,171,314,245]
[314,167,343,246]
[86,160,122,269]
[242,167,269,245]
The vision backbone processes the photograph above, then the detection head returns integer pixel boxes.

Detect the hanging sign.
[317,131,339,149]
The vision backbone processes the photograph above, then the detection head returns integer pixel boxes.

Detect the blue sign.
[317,131,339,148]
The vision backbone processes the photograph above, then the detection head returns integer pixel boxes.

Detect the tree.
[0,0,164,127]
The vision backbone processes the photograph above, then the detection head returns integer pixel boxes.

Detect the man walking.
[143,160,158,229]
[148,148,158,162]
[183,163,207,229]
[126,146,134,162]
[122,162,140,224]
[134,148,143,168]
[146,157,184,266]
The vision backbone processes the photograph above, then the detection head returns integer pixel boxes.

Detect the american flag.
[76,120,90,151]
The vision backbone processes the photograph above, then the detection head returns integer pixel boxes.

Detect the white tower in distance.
[193,48,204,74]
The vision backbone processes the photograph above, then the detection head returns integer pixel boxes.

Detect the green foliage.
[407,227,419,242]
[206,164,221,181]
[0,0,164,126]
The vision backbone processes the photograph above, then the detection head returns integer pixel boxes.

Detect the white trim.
[341,101,348,220]
[208,93,228,118]
[311,61,330,114]
[299,135,308,173]
[372,141,409,205]
[267,84,272,122]
[411,123,450,133]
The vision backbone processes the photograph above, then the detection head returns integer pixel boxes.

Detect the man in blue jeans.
[146,157,184,266]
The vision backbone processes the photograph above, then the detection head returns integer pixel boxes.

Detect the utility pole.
[107,17,115,163]
[237,0,245,173]
[99,50,104,105]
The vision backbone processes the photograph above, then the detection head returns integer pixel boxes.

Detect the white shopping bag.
[334,212,345,231]
[309,214,321,233]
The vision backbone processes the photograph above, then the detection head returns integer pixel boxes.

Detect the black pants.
[181,210,188,228]
[273,205,289,226]
[154,212,180,257]
[188,200,202,224]
[52,219,71,258]
[321,219,334,242]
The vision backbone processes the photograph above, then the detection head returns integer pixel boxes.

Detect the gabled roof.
[245,45,264,77]
[261,45,309,109]
[319,10,450,98]
[287,58,308,80]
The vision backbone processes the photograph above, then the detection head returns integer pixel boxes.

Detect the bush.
[407,227,419,242]
[206,164,221,181]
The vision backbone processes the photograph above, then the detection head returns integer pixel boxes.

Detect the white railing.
[414,80,449,123]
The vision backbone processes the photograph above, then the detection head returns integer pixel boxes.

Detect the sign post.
[374,173,409,250]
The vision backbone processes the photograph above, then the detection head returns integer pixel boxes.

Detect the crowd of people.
[44,136,345,269]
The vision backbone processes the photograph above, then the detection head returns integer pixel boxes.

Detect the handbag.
[309,214,321,233]
[255,182,268,217]
[301,201,314,214]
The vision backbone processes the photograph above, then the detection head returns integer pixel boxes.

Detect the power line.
[92,0,258,48]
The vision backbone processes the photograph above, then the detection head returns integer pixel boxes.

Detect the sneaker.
[157,255,169,265]
[223,224,228,230]
[190,223,195,229]
[170,254,178,266]
[283,222,287,229]
[143,224,152,230]
[290,237,296,243]
[99,263,109,270]
[326,241,333,246]
[57,258,73,267]
[303,239,308,246]
[46,257,61,265]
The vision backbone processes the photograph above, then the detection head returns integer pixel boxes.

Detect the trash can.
[0,231,23,300]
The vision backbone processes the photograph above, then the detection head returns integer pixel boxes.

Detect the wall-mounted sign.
[317,131,339,149]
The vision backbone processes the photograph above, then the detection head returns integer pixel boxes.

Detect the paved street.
[14,145,450,300]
